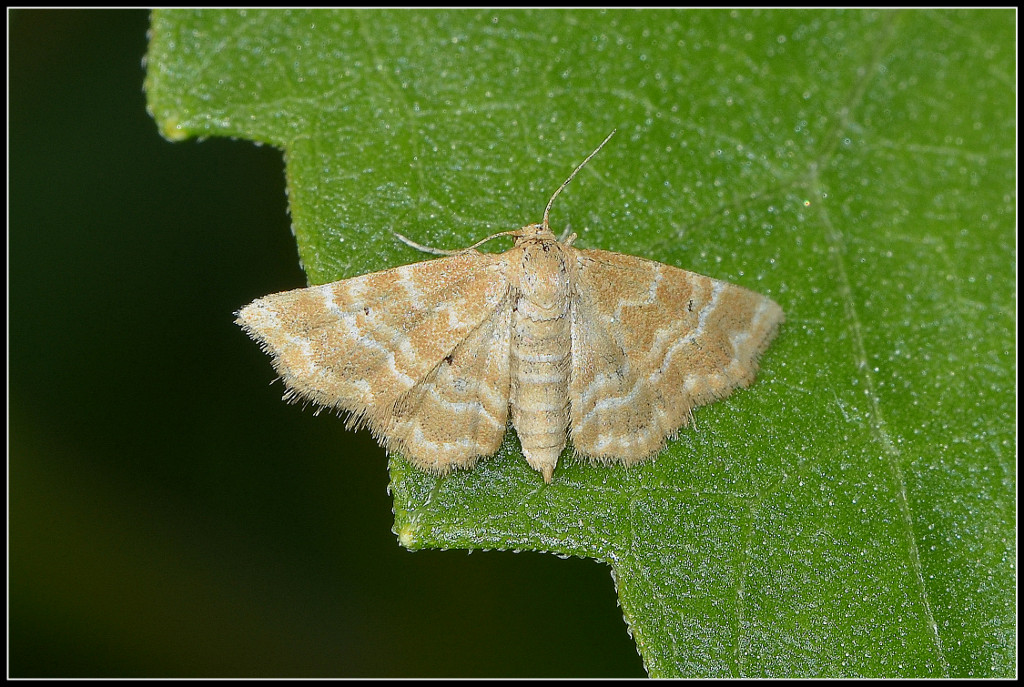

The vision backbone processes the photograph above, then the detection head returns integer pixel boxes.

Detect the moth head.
[514,222,555,245]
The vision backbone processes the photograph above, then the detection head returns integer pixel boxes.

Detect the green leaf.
[146,9,1015,677]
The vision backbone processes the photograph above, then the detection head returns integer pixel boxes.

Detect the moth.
[236,132,784,482]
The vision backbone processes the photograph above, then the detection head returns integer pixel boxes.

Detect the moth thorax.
[513,239,573,313]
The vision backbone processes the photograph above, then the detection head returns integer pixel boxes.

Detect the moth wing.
[385,297,513,472]
[569,248,784,463]
[236,252,511,440]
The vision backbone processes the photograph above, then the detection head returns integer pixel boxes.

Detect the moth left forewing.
[236,252,509,430]
[569,248,784,464]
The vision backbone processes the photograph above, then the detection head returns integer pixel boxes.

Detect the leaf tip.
[395,520,419,550]
[157,114,190,142]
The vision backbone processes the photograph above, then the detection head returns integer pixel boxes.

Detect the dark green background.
[9,10,645,677]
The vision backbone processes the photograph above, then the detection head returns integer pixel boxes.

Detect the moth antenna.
[394,229,520,255]
[393,231,462,255]
[542,129,616,229]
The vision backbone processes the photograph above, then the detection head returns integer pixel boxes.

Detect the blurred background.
[9,10,645,677]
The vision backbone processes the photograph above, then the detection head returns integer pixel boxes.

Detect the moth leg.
[557,222,575,243]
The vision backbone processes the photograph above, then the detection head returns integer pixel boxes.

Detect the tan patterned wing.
[384,297,513,473]
[236,252,511,450]
[568,248,784,463]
